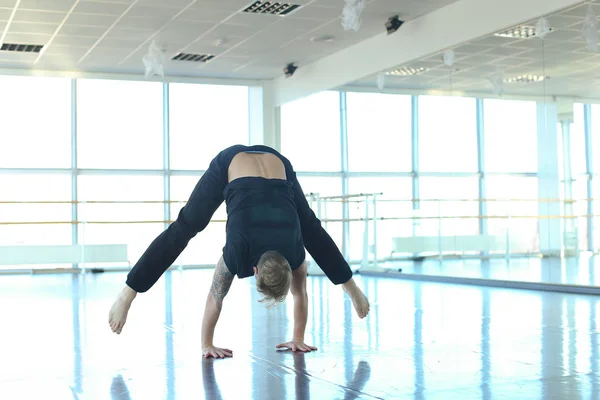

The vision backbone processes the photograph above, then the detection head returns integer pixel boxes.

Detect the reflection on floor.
[385,253,600,286]
[1,269,599,399]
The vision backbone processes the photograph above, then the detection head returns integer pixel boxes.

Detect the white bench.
[0,244,129,266]
[392,235,519,255]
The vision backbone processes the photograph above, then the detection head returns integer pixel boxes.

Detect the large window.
[169,84,249,170]
[0,76,71,168]
[593,178,600,251]
[570,103,586,177]
[297,176,344,250]
[484,99,538,173]
[296,177,342,198]
[346,92,412,172]
[77,79,164,170]
[77,175,164,265]
[591,105,600,250]
[281,91,341,172]
[418,177,479,238]
[486,176,538,253]
[573,176,588,250]
[0,173,72,268]
[5,78,600,275]
[418,96,477,172]
[348,177,412,261]
[591,104,600,172]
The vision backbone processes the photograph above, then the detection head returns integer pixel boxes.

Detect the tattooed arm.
[201,256,235,358]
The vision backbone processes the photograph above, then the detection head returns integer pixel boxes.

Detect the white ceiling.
[350,1,600,99]
[3,0,597,99]
[0,0,459,80]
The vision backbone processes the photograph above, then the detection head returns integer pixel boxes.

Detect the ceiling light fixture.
[386,66,428,76]
[504,74,550,83]
[494,25,554,39]
[242,1,301,16]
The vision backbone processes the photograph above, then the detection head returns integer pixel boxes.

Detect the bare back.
[228,152,287,183]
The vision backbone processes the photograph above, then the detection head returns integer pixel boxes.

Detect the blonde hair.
[256,251,292,307]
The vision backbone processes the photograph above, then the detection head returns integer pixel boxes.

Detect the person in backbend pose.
[108,144,370,358]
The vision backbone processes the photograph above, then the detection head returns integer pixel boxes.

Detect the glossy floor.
[1,269,599,399]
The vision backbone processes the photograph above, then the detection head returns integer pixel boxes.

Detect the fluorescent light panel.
[386,67,428,76]
[504,74,549,83]
[495,25,554,39]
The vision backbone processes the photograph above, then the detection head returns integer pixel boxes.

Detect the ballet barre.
[0,195,591,274]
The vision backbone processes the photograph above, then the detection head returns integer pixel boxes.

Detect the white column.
[248,83,281,149]
[537,102,562,257]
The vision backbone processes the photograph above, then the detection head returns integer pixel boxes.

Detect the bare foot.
[342,279,370,319]
[108,286,137,334]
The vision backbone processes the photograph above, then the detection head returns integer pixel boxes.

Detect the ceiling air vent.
[242,1,301,16]
[172,53,215,62]
[1,43,43,53]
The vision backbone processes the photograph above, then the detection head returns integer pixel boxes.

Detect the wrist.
[293,290,308,299]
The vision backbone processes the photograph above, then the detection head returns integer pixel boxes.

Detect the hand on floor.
[276,340,317,353]
[203,345,233,359]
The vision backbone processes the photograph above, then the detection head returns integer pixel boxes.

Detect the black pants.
[126,145,353,292]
